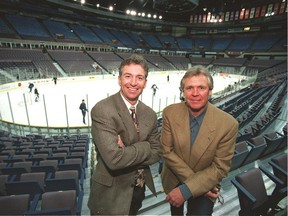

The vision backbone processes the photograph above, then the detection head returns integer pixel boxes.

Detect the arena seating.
[0,3,286,214]
[42,20,81,43]
[176,37,193,50]
[141,33,163,49]
[227,34,255,51]
[5,14,50,40]
[109,29,138,48]
[91,26,118,44]
[0,194,32,215]
[231,167,287,216]
[162,54,191,70]
[193,36,211,51]
[48,50,95,74]
[211,35,233,52]
[0,132,88,215]
[70,24,104,44]
[249,33,282,52]
[158,35,178,50]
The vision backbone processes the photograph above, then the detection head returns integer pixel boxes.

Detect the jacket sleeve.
[91,102,157,171]
[139,113,162,166]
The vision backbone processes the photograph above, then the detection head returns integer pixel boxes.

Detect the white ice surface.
[0,72,239,127]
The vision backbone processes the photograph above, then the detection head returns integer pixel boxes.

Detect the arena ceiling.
[80,0,278,22]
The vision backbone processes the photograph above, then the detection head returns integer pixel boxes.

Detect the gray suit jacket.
[161,102,238,201]
[88,92,162,215]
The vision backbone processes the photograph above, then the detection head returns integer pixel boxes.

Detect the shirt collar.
[189,105,207,125]
[120,92,139,111]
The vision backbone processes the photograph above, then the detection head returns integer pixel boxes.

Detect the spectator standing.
[52,76,57,85]
[79,99,88,124]
[34,88,39,102]
[151,84,159,96]
[28,83,34,93]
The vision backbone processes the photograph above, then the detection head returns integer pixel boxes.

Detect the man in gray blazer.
[161,66,239,215]
[88,54,162,215]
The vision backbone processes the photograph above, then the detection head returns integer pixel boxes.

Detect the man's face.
[118,63,147,105]
[183,74,212,116]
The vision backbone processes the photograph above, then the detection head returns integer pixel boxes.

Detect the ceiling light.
[131,10,136,16]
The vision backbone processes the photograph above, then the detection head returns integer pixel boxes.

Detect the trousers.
[170,195,215,216]
[129,185,145,215]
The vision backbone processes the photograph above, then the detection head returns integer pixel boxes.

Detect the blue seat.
[231,141,250,170]
[242,136,267,165]
[231,168,287,216]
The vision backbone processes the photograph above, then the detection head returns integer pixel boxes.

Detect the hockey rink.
[0,72,242,127]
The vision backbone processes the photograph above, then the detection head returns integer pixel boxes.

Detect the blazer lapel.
[114,92,138,145]
[174,104,191,164]
[135,101,155,141]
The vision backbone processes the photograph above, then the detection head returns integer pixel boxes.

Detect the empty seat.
[31,159,58,177]
[21,172,46,191]
[0,175,9,196]
[269,153,287,194]
[53,146,70,154]
[5,172,45,208]
[22,181,78,215]
[3,154,29,163]
[231,141,250,170]
[44,170,84,214]
[242,136,267,165]
[1,161,33,180]
[39,190,77,215]
[45,170,80,193]
[0,194,31,215]
[12,161,33,172]
[231,168,286,216]
[67,151,87,168]
[0,162,9,173]
[0,149,15,157]
[47,152,67,163]
[262,132,285,156]
[0,155,10,163]
[58,158,85,189]
[27,153,49,165]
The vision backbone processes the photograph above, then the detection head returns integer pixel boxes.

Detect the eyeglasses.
[217,194,224,205]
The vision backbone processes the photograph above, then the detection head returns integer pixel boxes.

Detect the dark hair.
[118,54,149,78]
[180,65,214,91]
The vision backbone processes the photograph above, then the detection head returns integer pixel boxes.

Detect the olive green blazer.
[88,92,162,215]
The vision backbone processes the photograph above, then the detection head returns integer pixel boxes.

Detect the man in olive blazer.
[88,92,162,215]
[161,102,238,198]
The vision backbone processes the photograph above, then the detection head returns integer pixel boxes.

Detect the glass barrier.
[0,71,257,136]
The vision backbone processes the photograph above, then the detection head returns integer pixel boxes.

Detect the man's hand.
[166,187,185,207]
[117,135,125,148]
[205,186,220,199]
